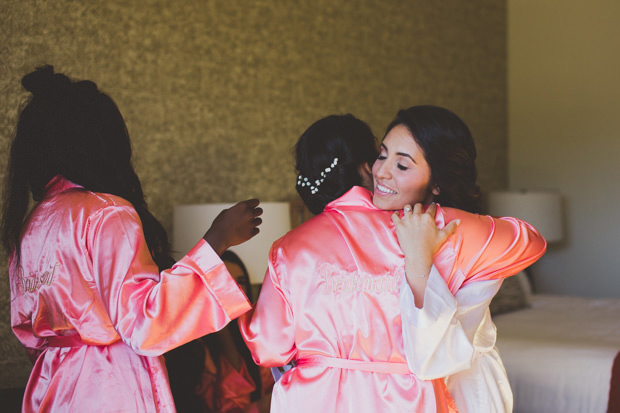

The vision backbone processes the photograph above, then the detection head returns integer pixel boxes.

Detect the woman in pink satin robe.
[166,251,274,412]
[240,111,546,412]
[1,66,262,412]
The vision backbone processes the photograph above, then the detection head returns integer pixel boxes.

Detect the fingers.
[425,202,437,217]
[398,203,426,221]
[234,199,262,220]
[396,202,438,223]
[442,219,459,236]
[437,219,459,246]
[391,211,401,225]
[243,198,260,208]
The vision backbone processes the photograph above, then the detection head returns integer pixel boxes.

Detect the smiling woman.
[372,124,436,211]
[238,108,545,413]
[374,106,481,214]
[371,105,545,413]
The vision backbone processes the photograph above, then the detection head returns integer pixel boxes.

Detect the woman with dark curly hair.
[241,107,546,412]
[2,65,262,412]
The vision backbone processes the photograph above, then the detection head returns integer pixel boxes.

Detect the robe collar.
[43,175,83,198]
[324,186,379,211]
[324,185,446,227]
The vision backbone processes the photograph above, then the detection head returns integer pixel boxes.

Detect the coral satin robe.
[240,187,545,413]
[10,176,251,412]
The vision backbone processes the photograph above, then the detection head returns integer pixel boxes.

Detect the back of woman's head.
[386,105,481,213]
[2,65,173,269]
[13,65,132,198]
[295,114,378,214]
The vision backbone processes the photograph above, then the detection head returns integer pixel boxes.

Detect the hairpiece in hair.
[297,157,338,195]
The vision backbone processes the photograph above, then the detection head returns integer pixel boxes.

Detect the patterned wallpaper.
[0,0,506,388]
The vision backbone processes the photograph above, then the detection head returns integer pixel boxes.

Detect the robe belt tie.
[47,335,86,348]
[296,355,411,375]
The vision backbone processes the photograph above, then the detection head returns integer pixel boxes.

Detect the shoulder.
[52,188,137,221]
[53,187,130,207]
[272,212,333,250]
[441,205,483,222]
[438,206,498,255]
[440,206,492,231]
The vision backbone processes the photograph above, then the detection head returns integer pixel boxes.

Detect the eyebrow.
[380,143,417,164]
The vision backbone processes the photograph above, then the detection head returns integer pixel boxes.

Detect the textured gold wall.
[0,0,506,388]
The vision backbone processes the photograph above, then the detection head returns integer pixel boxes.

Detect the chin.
[372,194,402,211]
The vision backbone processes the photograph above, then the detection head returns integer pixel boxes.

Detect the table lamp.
[172,202,292,284]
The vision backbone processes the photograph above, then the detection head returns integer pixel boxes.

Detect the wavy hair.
[385,105,481,213]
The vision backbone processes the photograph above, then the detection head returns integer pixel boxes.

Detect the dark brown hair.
[1,65,174,270]
[385,105,481,213]
[295,114,378,214]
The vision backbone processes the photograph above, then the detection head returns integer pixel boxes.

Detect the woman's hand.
[392,203,458,271]
[392,203,458,307]
[203,199,263,256]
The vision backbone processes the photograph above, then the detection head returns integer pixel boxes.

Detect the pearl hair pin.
[297,157,339,195]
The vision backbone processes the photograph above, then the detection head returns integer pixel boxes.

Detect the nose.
[374,159,391,180]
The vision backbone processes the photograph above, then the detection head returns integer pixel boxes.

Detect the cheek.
[400,175,431,201]
[371,162,381,181]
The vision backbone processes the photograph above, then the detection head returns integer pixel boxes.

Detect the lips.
[375,183,397,195]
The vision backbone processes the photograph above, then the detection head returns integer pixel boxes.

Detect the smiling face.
[372,124,436,211]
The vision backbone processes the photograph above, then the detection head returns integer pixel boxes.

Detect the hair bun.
[21,65,70,96]
[74,80,99,94]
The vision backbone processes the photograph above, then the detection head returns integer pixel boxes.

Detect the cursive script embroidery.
[14,263,61,296]
[318,263,402,294]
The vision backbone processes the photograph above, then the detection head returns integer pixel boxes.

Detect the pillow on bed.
[489,271,531,316]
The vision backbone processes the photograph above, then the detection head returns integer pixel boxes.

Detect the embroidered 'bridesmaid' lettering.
[318,263,402,294]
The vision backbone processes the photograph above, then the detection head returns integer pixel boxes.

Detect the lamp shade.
[487,191,563,243]
[172,202,291,283]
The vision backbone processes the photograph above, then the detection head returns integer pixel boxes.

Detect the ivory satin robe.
[10,176,251,412]
[240,187,545,412]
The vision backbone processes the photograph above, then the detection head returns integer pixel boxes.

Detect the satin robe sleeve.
[453,213,546,285]
[400,268,501,379]
[401,273,511,411]
[87,204,251,356]
[239,242,297,367]
[399,213,545,378]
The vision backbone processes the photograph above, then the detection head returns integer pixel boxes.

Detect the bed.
[491,274,620,413]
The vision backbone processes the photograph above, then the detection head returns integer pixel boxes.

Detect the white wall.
[508,0,620,297]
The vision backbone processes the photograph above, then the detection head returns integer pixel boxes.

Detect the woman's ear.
[361,162,372,176]
[432,185,440,196]
[358,162,373,191]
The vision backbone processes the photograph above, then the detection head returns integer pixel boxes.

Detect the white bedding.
[494,294,620,413]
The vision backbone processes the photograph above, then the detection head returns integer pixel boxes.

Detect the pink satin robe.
[10,176,251,412]
[240,187,546,413]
